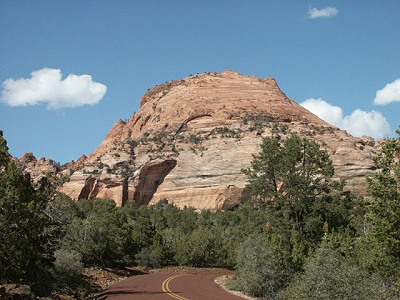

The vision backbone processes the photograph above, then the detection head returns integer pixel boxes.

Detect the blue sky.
[1,0,399,164]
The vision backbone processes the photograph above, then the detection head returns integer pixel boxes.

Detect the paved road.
[100,272,247,300]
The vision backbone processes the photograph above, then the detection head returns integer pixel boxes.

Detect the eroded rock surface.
[20,152,61,182]
[54,71,377,209]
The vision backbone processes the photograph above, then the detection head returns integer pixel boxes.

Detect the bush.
[232,234,287,299]
[174,227,221,267]
[54,249,83,282]
[60,199,128,266]
[135,231,173,268]
[135,247,164,268]
[279,247,397,300]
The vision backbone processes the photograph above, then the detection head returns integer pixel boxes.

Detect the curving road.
[100,271,247,300]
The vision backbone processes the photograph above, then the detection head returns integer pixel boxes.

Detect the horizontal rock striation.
[55,70,377,210]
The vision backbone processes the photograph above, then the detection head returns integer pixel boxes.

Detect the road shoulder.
[214,275,256,300]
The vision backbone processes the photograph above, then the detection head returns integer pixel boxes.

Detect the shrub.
[232,234,287,299]
[174,227,221,267]
[54,249,83,282]
[60,199,128,266]
[279,247,397,300]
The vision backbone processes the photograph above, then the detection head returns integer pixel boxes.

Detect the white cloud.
[307,7,339,19]
[373,78,400,105]
[1,68,107,109]
[301,98,392,140]
[342,109,392,140]
[301,98,343,127]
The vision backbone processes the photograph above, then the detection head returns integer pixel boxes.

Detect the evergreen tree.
[361,129,400,280]
[0,130,10,167]
[61,198,128,266]
[243,135,357,268]
[0,131,53,295]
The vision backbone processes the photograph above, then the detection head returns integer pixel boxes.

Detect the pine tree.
[361,129,400,280]
[243,134,359,269]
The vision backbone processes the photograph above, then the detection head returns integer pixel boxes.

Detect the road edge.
[214,275,257,300]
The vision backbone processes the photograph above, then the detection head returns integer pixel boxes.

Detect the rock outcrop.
[57,71,377,210]
[20,152,61,182]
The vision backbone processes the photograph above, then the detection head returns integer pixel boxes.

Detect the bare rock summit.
[58,71,377,210]
[20,152,61,182]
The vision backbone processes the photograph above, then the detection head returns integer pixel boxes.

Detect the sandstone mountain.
[31,71,377,210]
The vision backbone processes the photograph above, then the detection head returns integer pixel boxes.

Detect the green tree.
[61,198,128,266]
[0,130,10,167]
[0,131,54,295]
[46,193,80,244]
[360,129,400,280]
[243,135,357,269]
[127,210,156,258]
[174,226,222,267]
[135,231,172,268]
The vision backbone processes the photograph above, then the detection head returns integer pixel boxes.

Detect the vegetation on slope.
[0,129,399,299]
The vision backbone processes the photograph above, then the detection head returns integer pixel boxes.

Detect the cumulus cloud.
[300,98,343,127]
[307,7,339,19]
[373,78,400,105]
[341,109,392,140]
[1,68,107,109]
[301,98,392,140]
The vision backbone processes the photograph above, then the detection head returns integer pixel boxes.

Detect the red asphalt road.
[100,272,247,300]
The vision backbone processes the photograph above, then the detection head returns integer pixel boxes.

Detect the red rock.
[54,71,378,209]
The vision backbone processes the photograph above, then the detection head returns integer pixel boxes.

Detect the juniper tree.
[243,134,359,269]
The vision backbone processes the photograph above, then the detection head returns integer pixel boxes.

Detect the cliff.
[52,70,377,210]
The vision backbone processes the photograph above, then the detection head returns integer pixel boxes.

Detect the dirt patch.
[84,267,146,289]
[51,267,148,299]
[86,267,148,298]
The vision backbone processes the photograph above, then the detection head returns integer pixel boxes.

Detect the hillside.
[40,70,376,210]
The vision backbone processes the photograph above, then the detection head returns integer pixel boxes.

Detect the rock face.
[20,152,61,182]
[58,71,377,210]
